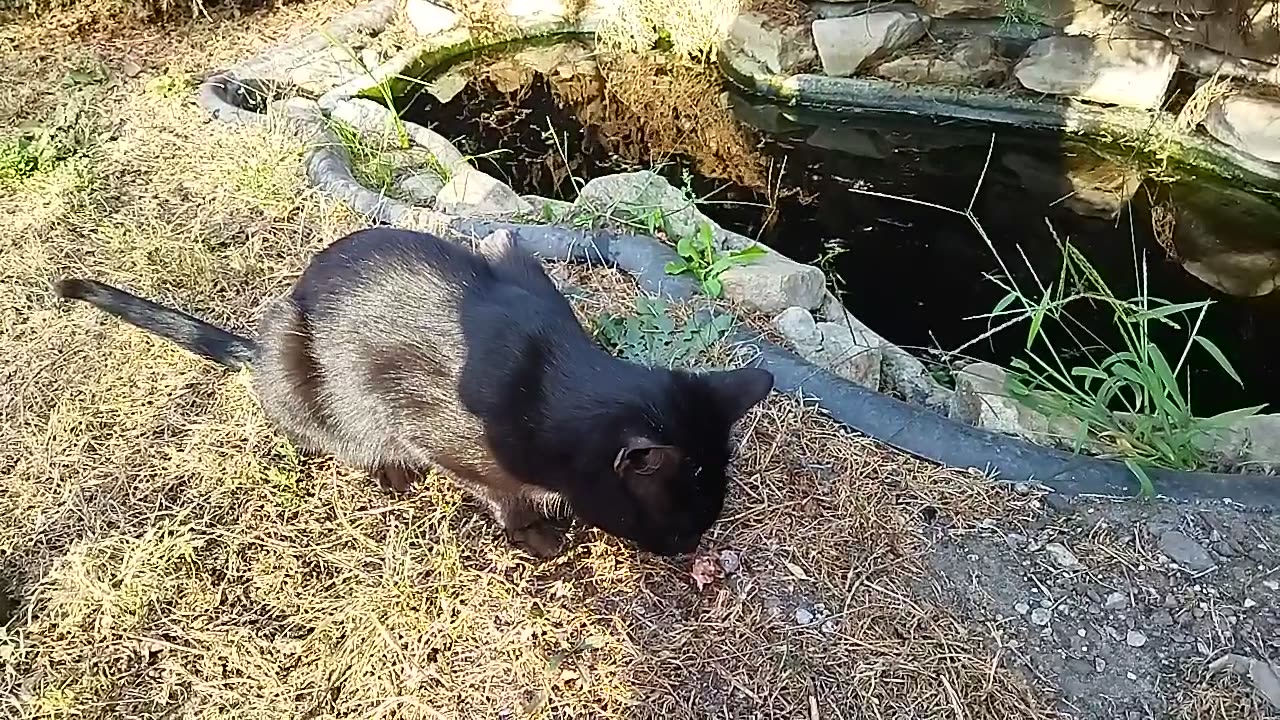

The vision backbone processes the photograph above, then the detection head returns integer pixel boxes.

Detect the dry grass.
[1175,675,1280,720]
[548,52,774,192]
[0,3,1065,719]
[594,0,740,62]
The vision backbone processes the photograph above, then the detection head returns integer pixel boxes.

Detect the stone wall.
[725,0,1280,177]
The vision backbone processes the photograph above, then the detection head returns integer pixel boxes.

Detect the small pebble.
[1044,542,1082,570]
[1030,608,1053,626]
[1243,598,1258,608]
[795,608,814,625]
[718,549,741,574]
[1127,672,1138,681]
[1014,601,1031,615]
[1263,580,1279,592]
[1104,591,1129,611]
[1077,628,1087,637]
[1095,657,1106,672]
[1126,630,1147,647]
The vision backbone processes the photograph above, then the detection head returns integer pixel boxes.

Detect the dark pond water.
[396,44,1280,417]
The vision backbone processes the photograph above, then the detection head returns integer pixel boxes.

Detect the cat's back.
[291,227,487,320]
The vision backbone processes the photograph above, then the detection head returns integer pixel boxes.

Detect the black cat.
[54,227,774,558]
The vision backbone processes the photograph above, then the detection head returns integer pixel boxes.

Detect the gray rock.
[405,0,461,35]
[820,293,953,410]
[773,307,881,388]
[917,0,1004,17]
[435,170,533,218]
[1131,6,1280,65]
[1167,181,1280,299]
[1045,542,1083,570]
[1179,46,1280,85]
[1158,530,1216,572]
[811,11,930,77]
[810,1,919,18]
[1104,591,1129,610]
[873,37,1009,87]
[1015,601,1031,614]
[795,607,815,625]
[1031,607,1053,625]
[1014,36,1178,109]
[1204,92,1280,165]
[573,171,703,239]
[724,12,818,75]
[949,362,1053,440]
[286,45,368,95]
[720,253,826,314]
[1125,629,1147,647]
[397,170,447,204]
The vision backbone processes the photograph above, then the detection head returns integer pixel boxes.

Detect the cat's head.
[570,366,774,556]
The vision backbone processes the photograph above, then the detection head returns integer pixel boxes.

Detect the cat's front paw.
[373,465,416,495]
[505,520,566,560]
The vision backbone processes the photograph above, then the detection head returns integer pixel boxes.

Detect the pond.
[396,41,1280,418]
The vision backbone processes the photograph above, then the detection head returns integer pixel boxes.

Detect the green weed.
[966,226,1261,493]
[0,95,103,186]
[595,296,734,366]
[664,222,767,298]
[329,118,398,193]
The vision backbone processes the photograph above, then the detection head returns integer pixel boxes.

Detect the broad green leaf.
[676,236,696,259]
[664,260,689,276]
[731,245,768,263]
[706,257,734,277]
[703,276,723,298]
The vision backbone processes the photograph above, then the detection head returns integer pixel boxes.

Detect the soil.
[928,494,1280,718]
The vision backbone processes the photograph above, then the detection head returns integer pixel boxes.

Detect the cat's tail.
[54,278,256,370]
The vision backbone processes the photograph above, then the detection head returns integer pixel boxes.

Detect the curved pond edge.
[197,0,1280,509]
[718,47,1280,191]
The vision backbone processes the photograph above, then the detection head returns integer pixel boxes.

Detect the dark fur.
[55,227,773,557]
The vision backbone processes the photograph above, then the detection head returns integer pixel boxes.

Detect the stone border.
[717,46,1280,189]
[197,0,1280,509]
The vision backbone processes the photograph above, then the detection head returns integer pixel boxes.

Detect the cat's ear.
[701,367,774,423]
[614,439,683,478]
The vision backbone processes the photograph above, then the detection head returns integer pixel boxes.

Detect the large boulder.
[1014,36,1178,109]
[574,171,702,238]
[916,0,1003,17]
[724,12,818,75]
[811,11,929,77]
[873,37,1009,87]
[949,362,1084,444]
[1131,4,1279,65]
[405,0,461,35]
[720,252,826,314]
[1203,92,1280,165]
[1170,180,1280,297]
[774,307,881,389]
[435,169,532,217]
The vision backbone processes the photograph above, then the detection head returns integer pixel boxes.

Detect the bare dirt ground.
[1,2,1277,718]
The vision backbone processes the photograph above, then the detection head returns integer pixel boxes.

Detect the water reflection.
[723,96,1280,413]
